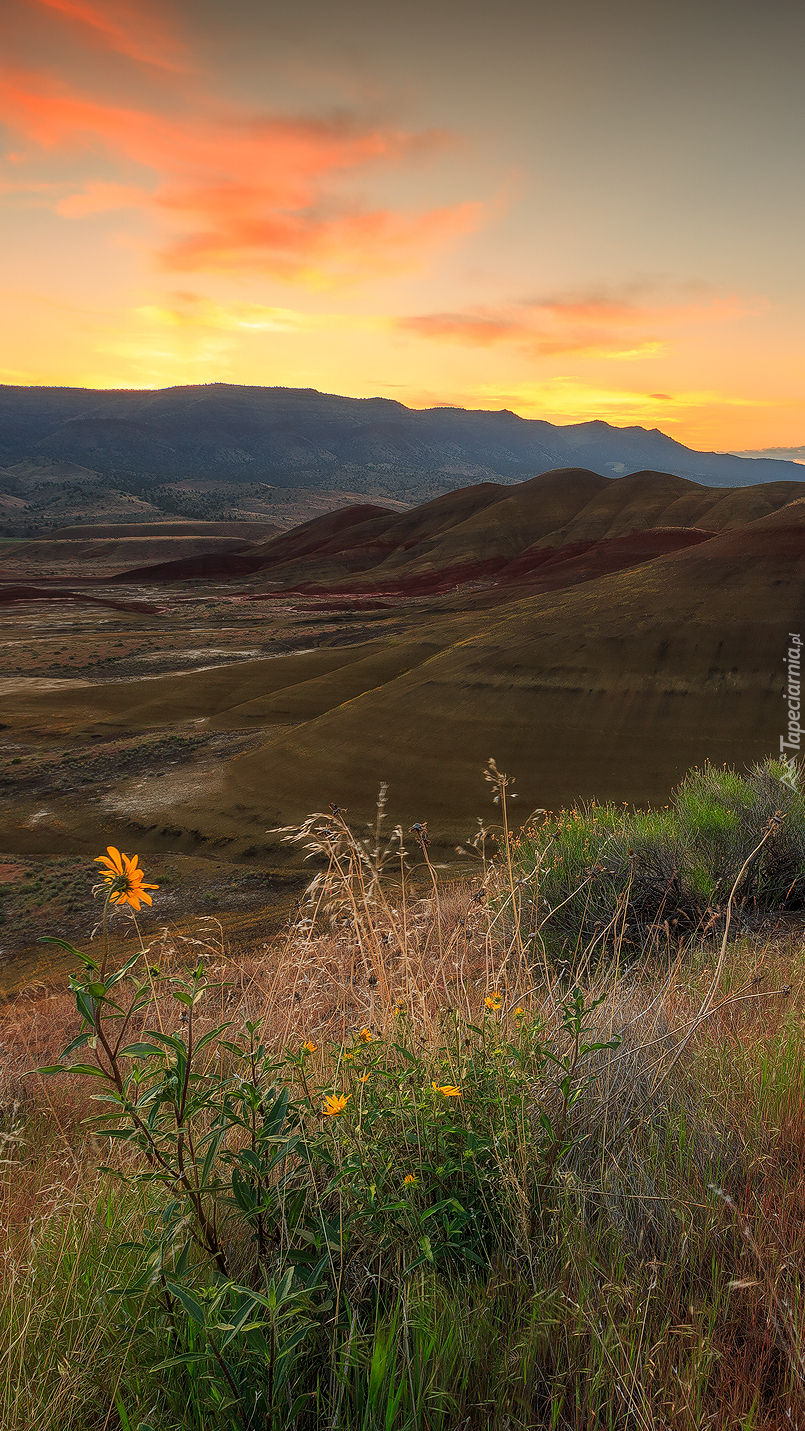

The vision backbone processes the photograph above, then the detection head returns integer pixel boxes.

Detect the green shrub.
[517,756,805,959]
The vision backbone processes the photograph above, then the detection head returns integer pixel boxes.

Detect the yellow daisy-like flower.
[322,1093,351,1117]
[302,1041,317,1055]
[95,847,158,911]
[344,1052,354,1061]
[359,1027,373,1043]
[484,993,503,1011]
[403,1173,418,1186]
[358,1072,370,1084]
[514,1007,525,1018]
[431,1081,461,1098]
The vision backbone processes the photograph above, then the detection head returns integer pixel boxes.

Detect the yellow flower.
[484,993,503,1011]
[322,1094,351,1117]
[95,847,158,911]
[514,1007,525,1018]
[302,1041,317,1055]
[359,1027,373,1043]
[344,1052,354,1061]
[358,1073,370,1084]
[403,1173,418,1186]
[431,1081,461,1097]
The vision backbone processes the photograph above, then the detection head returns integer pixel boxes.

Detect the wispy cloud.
[0,13,483,286]
[397,287,755,360]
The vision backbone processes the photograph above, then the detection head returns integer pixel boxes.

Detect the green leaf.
[142,1030,187,1056]
[37,1064,67,1077]
[67,1063,108,1078]
[119,1043,165,1059]
[40,935,94,962]
[218,1296,261,1350]
[75,992,97,1025]
[164,1279,206,1326]
[194,1022,234,1056]
[580,1038,621,1055]
[62,1031,93,1057]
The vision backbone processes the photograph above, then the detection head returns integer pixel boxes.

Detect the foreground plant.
[32,836,631,1427]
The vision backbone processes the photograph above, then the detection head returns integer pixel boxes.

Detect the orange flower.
[359,1027,373,1043]
[95,847,158,911]
[403,1173,418,1186]
[322,1093,351,1117]
[484,993,503,1011]
[431,1082,461,1097]
[302,1041,317,1055]
[358,1072,370,1084]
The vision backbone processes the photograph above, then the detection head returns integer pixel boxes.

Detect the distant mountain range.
[1,384,802,506]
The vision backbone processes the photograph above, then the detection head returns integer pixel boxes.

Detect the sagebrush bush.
[517,755,805,960]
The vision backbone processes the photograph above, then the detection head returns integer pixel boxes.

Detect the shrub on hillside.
[517,757,805,960]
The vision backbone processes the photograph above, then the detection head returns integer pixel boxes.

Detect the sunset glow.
[2,0,804,450]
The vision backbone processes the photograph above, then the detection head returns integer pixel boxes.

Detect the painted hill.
[2,487,802,857]
[103,469,805,598]
[1,385,803,506]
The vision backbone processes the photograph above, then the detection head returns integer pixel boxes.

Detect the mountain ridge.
[1,384,802,503]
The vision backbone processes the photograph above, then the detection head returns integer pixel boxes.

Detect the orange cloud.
[21,0,191,72]
[398,289,753,360]
[0,64,481,283]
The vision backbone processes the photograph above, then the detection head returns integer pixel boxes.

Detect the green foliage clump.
[517,756,805,958]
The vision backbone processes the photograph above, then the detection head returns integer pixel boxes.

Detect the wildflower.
[95,847,158,911]
[302,1041,317,1055]
[403,1173,418,1186]
[514,1007,525,1018]
[322,1094,351,1117]
[484,993,503,1011]
[359,1027,372,1043]
[344,1052,354,1062]
[358,1072,370,1084]
[431,1082,461,1097]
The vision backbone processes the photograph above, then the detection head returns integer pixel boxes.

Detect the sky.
[1,0,804,452]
